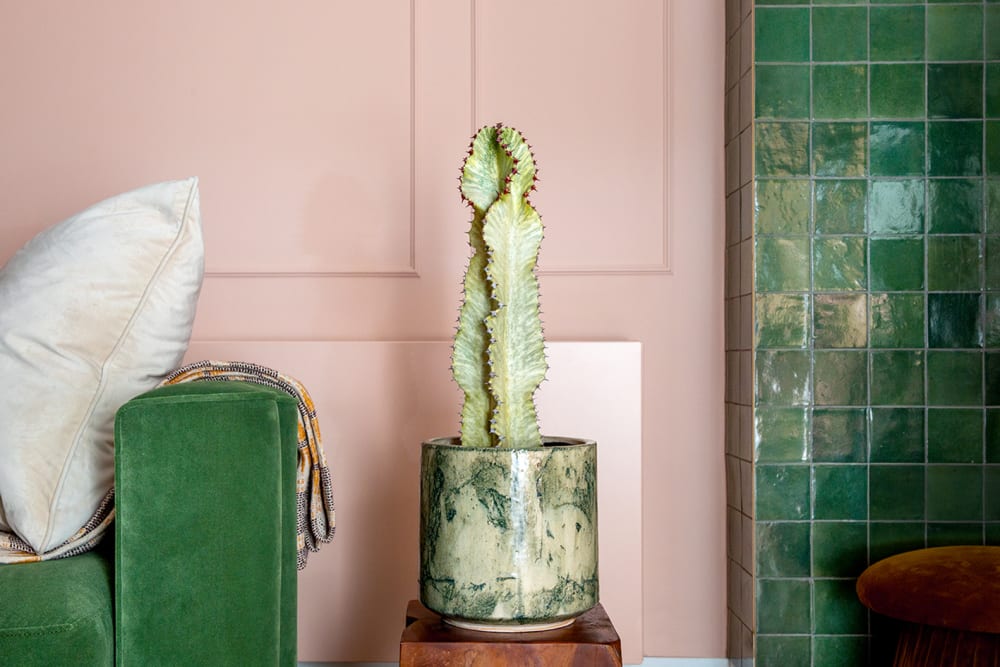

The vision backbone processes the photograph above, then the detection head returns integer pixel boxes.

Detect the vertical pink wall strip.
[0,0,725,659]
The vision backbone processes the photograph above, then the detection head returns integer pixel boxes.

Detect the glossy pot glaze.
[419,436,599,631]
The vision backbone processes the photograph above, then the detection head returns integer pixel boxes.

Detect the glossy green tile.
[870,238,924,292]
[869,180,925,234]
[814,353,868,407]
[814,579,869,635]
[757,350,812,405]
[988,65,1000,118]
[815,180,866,234]
[814,237,867,291]
[756,7,810,63]
[871,351,925,406]
[757,465,811,520]
[870,522,925,563]
[757,293,810,348]
[988,352,1000,405]
[813,123,867,177]
[814,294,868,348]
[814,465,868,520]
[929,64,984,120]
[812,521,867,578]
[928,179,984,234]
[989,410,1000,462]
[871,408,925,463]
[813,7,867,62]
[989,181,1000,233]
[928,465,983,520]
[929,293,983,349]
[987,467,1000,520]
[756,179,810,235]
[757,522,811,577]
[928,409,984,463]
[928,522,984,547]
[989,524,1000,546]
[756,65,811,119]
[928,5,983,61]
[871,465,925,520]
[755,407,811,462]
[871,64,926,119]
[929,121,983,177]
[756,122,810,176]
[757,579,813,634]
[871,293,925,349]
[988,238,1000,290]
[757,636,811,667]
[989,296,1000,347]
[871,6,925,62]
[927,236,981,291]
[927,351,983,406]
[814,65,867,120]
[989,122,1000,176]
[756,237,811,292]
[813,408,867,460]
[988,5,1000,61]
[871,122,926,177]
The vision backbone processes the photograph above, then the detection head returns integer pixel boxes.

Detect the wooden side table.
[399,600,623,667]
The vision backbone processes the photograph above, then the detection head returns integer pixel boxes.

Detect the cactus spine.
[452,123,547,448]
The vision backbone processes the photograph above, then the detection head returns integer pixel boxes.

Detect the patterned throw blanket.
[0,361,335,568]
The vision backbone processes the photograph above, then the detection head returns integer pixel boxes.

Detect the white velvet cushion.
[0,178,204,553]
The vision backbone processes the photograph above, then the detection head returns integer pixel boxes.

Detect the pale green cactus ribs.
[452,123,547,448]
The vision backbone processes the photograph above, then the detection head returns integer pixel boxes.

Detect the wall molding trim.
[206,0,417,278]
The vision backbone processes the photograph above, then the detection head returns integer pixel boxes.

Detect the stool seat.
[857,546,1000,635]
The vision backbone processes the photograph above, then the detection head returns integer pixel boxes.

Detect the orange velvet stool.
[856,546,1000,666]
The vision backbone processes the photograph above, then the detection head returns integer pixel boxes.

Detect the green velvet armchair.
[0,381,299,666]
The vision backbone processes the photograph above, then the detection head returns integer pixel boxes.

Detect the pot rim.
[422,435,596,449]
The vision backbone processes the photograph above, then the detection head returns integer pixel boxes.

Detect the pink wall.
[0,0,725,659]
[185,341,643,663]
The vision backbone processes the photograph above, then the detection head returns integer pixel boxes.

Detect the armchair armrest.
[114,381,298,666]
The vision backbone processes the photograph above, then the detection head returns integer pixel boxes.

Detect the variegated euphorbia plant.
[452,123,547,448]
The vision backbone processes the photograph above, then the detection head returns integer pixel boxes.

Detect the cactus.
[452,123,547,448]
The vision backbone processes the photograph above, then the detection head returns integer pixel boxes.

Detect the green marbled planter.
[419,436,599,632]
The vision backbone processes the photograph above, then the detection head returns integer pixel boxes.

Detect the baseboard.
[300,659,732,667]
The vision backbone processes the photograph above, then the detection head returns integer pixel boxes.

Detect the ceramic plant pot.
[419,436,598,632]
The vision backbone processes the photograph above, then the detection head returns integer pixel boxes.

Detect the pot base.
[443,617,576,633]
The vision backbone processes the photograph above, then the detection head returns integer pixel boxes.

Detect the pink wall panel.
[0,1,415,275]
[0,0,725,659]
[184,341,643,664]
[475,0,668,273]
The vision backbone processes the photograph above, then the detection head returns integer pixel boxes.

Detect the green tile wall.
[746,2,1000,666]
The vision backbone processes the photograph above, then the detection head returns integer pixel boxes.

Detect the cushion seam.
[39,180,199,550]
[0,605,112,639]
